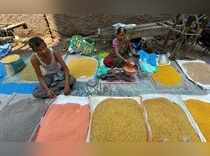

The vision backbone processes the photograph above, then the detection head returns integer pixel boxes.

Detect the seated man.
[29,37,76,99]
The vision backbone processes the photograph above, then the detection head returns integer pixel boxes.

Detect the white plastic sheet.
[89,96,141,112]
[176,60,210,89]
[53,95,89,106]
[141,94,206,143]
[87,96,141,143]
[181,94,210,143]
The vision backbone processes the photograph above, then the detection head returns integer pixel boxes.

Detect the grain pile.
[186,99,210,142]
[143,98,199,142]
[67,57,97,79]
[20,62,37,81]
[183,62,210,85]
[152,65,182,87]
[0,55,19,63]
[35,104,90,143]
[90,98,147,143]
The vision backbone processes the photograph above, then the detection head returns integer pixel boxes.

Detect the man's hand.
[47,89,56,98]
[64,85,71,95]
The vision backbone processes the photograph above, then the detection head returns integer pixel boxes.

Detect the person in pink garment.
[104,27,137,68]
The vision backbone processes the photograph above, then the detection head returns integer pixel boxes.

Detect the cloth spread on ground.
[67,57,97,79]
[90,98,147,143]
[0,97,48,141]
[152,65,182,87]
[35,104,90,143]
[143,98,199,142]
[100,68,136,82]
[32,73,75,99]
[186,99,210,142]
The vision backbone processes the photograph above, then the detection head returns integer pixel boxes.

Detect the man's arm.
[54,52,70,94]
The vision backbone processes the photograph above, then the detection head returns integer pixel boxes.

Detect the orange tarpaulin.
[35,104,90,143]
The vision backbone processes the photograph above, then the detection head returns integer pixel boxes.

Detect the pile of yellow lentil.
[90,98,147,143]
[143,98,199,142]
[152,65,182,87]
[67,57,97,79]
[0,54,19,63]
[185,99,210,142]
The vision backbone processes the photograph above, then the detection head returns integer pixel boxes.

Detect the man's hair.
[28,37,46,52]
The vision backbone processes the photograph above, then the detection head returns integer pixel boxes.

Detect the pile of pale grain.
[143,98,199,142]
[183,62,210,85]
[90,98,147,143]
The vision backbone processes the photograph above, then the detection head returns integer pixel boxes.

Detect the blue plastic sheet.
[0,83,37,94]
[139,61,157,73]
[0,63,6,80]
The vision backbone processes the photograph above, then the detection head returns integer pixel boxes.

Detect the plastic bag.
[0,43,11,58]
[139,60,157,73]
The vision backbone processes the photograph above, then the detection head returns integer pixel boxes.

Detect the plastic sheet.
[89,97,149,143]
[0,43,11,58]
[176,60,210,89]
[0,82,37,94]
[141,94,206,143]
[87,96,141,142]
[0,97,49,141]
[0,94,14,111]
[35,103,90,143]
[182,94,210,142]
[53,95,89,106]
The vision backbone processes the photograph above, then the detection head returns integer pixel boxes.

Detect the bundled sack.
[68,35,96,56]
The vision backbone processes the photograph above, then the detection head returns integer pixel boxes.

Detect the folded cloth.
[0,43,11,58]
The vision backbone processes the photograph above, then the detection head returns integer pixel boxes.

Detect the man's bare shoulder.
[31,54,39,65]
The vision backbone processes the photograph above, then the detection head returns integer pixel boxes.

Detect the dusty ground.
[0,14,209,61]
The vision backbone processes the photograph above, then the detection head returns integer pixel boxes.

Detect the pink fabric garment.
[35,104,90,144]
[112,38,119,49]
